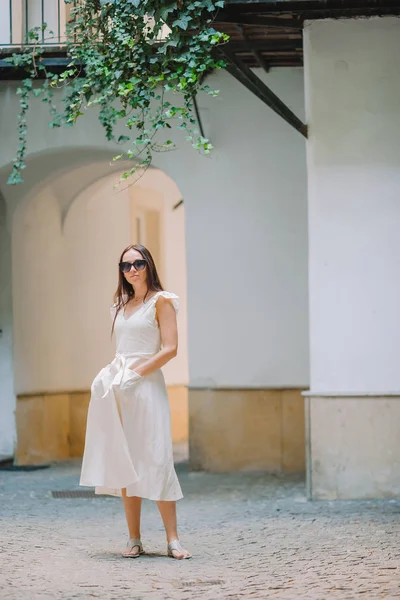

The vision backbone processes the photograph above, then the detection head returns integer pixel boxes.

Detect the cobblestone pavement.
[0,453,399,600]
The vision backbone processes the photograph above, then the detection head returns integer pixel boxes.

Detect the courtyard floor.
[0,451,399,599]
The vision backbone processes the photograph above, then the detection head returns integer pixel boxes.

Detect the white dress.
[79,291,183,501]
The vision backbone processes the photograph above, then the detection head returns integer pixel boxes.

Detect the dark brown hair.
[111,244,164,334]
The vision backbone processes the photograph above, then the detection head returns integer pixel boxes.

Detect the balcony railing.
[0,0,70,47]
[0,0,173,50]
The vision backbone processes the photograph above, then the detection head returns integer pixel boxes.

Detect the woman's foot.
[167,539,192,560]
[122,538,144,558]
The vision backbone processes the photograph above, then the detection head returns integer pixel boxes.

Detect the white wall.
[304,17,400,393]
[12,183,69,393]
[166,69,309,388]
[0,191,15,456]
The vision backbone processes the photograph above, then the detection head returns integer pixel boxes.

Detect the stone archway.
[0,148,187,464]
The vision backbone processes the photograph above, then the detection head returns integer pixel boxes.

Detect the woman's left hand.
[133,365,144,377]
[129,361,145,376]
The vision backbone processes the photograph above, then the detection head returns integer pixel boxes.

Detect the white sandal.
[167,539,192,560]
[122,538,144,558]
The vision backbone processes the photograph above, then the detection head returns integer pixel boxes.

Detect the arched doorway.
[1,149,188,464]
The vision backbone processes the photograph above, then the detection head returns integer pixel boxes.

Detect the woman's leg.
[122,490,142,556]
[122,490,142,537]
[156,500,191,558]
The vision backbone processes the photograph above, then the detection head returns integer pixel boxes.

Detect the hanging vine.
[5,0,229,184]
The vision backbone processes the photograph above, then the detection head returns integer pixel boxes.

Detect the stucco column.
[304,17,400,499]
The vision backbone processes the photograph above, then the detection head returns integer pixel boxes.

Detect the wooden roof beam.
[219,49,307,139]
[223,40,302,53]
[235,24,270,73]
[216,12,303,29]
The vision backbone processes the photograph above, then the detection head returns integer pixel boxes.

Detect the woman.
[80,244,191,560]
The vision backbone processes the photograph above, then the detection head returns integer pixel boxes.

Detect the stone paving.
[0,453,399,600]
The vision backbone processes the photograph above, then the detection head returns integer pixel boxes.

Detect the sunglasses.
[119,259,147,273]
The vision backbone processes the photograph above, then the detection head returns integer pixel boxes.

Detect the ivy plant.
[5,0,229,184]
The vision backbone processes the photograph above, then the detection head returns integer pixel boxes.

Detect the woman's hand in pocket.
[129,361,145,377]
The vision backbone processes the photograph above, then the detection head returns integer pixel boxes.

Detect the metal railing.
[0,0,70,47]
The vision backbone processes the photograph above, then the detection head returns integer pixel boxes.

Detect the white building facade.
[1,0,399,500]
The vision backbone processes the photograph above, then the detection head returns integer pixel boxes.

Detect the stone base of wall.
[15,386,188,465]
[189,388,305,473]
[168,385,189,443]
[306,395,400,500]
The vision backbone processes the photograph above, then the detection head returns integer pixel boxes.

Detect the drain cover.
[51,490,99,498]
[181,580,225,588]
[0,463,50,472]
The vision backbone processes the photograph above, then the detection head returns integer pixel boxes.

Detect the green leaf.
[172,15,192,30]
[158,3,177,21]
[204,0,215,11]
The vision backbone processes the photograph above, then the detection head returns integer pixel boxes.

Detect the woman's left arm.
[133,296,178,377]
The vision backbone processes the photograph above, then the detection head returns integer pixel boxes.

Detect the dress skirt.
[79,352,183,501]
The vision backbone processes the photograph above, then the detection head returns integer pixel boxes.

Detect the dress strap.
[149,291,179,316]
